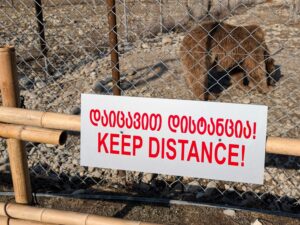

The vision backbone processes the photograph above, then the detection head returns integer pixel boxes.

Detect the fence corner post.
[0,46,32,204]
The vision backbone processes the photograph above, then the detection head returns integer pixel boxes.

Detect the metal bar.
[106,0,121,96]
[123,0,128,42]
[34,0,48,57]
[159,0,163,33]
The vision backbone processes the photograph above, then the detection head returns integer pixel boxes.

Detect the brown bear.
[179,21,282,100]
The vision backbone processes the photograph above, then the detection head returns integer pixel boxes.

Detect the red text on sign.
[149,137,245,166]
[98,132,143,156]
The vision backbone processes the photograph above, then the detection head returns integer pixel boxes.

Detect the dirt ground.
[0,195,299,225]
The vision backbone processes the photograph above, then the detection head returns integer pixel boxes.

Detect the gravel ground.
[0,0,299,214]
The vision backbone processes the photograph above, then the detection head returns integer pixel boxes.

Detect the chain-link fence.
[0,0,300,215]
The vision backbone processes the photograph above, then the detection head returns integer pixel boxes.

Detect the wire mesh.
[0,0,299,214]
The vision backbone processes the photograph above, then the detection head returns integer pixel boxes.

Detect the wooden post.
[0,46,32,204]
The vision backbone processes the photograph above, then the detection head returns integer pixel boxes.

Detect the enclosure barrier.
[0,202,161,225]
[0,106,299,156]
[0,45,161,225]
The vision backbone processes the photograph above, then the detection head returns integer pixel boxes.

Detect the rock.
[70,106,81,115]
[90,71,97,79]
[278,173,285,181]
[171,182,184,193]
[45,144,55,148]
[0,157,8,165]
[162,37,172,45]
[0,163,10,172]
[36,81,46,89]
[265,172,272,182]
[242,98,251,104]
[196,191,205,199]
[88,167,95,173]
[123,44,134,52]
[19,77,33,89]
[92,81,105,93]
[121,81,133,90]
[139,183,151,192]
[224,184,231,190]
[78,30,84,36]
[90,61,98,71]
[223,209,236,217]
[72,159,79,165]
[204,181,218,196]
[186,181,201,192]
[206,181,217,188]
[128,70,137,76]
[101,77,112,85]
[91,170,102,178]
[142,173,153,183]
[53,45,59,51]
[251,219,262,225]
[141,43,150,49]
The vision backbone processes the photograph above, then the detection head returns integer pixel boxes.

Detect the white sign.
[80,94,268,184]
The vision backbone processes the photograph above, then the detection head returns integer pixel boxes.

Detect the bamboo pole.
[266,137,300,156]
[0,106,80,132]
[0,202,162,225]
[0,46,32,204]
[0,106,299,156]
[0,123,67,145]
[0,216,54,225]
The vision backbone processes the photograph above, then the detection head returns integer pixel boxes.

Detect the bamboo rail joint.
[0,202,161,225]
[0,106,80,132]
[0,216,54,225]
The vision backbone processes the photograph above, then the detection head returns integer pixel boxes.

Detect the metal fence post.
[106,0,121,96]
[0,46,32,204]
[123,0,128,43]
[34,0,49,75]
[159,0,163,33]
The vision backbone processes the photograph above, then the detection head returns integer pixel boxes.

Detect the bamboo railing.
[0,203,160,225]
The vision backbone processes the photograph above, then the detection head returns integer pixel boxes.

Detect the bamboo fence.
[0,202,161,225]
